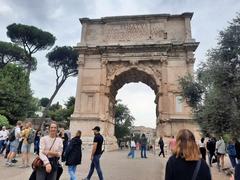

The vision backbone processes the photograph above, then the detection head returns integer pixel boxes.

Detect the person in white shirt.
[6,121,22,166]
[198,137,206,160]
[127,139,136,159]
[216,137,226,170]
[0,126,9,153]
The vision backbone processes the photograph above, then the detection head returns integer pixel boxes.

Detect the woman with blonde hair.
[165,129,211,180]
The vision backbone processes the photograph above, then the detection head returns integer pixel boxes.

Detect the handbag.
[31,137,57,170]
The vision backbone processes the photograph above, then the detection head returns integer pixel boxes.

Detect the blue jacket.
[227,144,236,156]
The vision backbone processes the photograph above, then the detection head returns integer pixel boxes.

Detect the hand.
[43,150,49,155]
[45,163,52,173]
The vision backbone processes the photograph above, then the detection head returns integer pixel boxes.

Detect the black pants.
[159,146,165,157]
[17,140,23,154]
[209,152,215,166]
[200,147,206,160]
[36,167,57,180]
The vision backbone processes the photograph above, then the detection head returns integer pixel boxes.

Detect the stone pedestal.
[70,117,118,151]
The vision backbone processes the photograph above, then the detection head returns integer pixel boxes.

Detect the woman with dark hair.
[65,130,82,180]
[36,121,63,180]
[199,137,206,160]
[165,129,211,180]
[140,133,148,158]
[34,130,41,155]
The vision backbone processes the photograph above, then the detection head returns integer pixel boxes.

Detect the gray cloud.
[0,0,239,127]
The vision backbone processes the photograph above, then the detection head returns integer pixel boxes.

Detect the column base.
[70,117,118,151]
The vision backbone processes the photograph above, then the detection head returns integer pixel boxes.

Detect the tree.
[40,98,50,108]
[0,64,36,124]
[179,13,240,136]
[114,101,135,140]
[47,97,75,126]
[64,96,75,109]
[0,41,26,69]
[43,46,78,117]
[0,115,9,127]
[6,23,56,77]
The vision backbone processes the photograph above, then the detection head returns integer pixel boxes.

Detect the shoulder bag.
[192,160,202,180]
[32,137,57,170]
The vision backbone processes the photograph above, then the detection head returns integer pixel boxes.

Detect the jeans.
[229,155,237,168]
[128,148,135,158]
[87,154,104,180]
[0,140,4,152]
[34,140,39,154]
[68,165,77,180]
[141,145,147,158]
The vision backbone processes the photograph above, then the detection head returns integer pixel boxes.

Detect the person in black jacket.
[206,137,216,167]
[165,129,211,180]
[235,163,240,180]
[158,136,165,157]
[65,130,82,180]
[234,138,240,164]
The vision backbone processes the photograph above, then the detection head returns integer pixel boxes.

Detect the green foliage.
[0,64,36,124]
[47,46,78,78]
[27,97,40,118]
[64,96,75,109]
[49,102,62,111]
[0,115,9,127]
[6,23,56,76]
[7,23,56,53]
[40,98,50,107]
[0,41,26,68]
[179,13,240,136]
[114,101,135,140]
[178,74,204,109]
[47,97,75,127]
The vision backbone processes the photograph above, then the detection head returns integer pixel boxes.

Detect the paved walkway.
[0,150,230,180]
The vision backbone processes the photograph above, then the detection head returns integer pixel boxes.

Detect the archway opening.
[116,82,156,128]
[108,68,159,144]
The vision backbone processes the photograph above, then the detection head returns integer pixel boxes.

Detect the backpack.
[27,129,35,144]
[8,128,16,142]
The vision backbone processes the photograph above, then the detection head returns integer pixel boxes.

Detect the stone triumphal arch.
[70,13,200,149]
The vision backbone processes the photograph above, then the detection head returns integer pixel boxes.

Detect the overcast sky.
[0,0,239,128]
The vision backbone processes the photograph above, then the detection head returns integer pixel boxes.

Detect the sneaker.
[11,159,17,163]
[7,162,14,167]
[82,178,90,180]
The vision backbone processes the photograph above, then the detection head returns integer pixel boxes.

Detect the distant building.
[131,126,156,144]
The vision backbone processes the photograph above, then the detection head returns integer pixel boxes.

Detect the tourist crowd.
[0,121,104,180]
[1,121,240,180]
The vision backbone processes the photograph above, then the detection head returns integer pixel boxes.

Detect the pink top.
[39,135,63,165]
[169,138,176,151]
